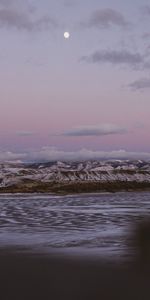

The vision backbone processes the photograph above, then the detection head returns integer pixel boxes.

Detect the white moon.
[64,31,70,39]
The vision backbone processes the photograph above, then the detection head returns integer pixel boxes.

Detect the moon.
[64,31,70,39]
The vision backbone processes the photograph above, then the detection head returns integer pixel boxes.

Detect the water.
[0,192,150,258]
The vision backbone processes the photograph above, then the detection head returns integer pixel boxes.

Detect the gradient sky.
[0,0,150,161]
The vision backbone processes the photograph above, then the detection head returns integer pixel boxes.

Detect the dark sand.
[0,221,150,299]
[0,248,150,300]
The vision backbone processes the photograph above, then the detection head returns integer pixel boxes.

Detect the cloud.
[16,131,36,136]
[134,122,145,129]
[128,77,150,90]
[142,32,150,39]
[62,124,128,137]
[82,8,129,29]
[0,0,12,6]
[141,5,150,15]
[25,148,150,162]
[63,0,79,7]
[0,0,57,31]
[81,49,144,68]
[0,148,150,162]
[0,151,27,162]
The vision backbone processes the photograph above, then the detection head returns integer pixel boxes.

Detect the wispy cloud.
[0,0,58,31]
[82,8,129,29]
[128,77,150,90]
[134,122,145,129]
[81,49,144,68]
[0,0,12,6]
[141,5,150,16]
[62,124,128,137]
[63,0,79,8]
[16,131,36,137]
[142,32,150,39]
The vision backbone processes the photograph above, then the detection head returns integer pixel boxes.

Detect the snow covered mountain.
[0,160,150,191]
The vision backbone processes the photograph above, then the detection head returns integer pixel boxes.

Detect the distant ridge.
[0,160,150,193]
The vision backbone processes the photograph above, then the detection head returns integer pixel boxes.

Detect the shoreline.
[0,180,150,194]
[0,186,150,195]
[0,246,149,300]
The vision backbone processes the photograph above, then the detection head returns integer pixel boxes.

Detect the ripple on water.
[0,192,150,257]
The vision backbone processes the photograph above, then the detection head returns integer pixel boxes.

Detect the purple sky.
[0,0,150,161]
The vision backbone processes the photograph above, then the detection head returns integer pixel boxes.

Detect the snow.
[0,160,150,187]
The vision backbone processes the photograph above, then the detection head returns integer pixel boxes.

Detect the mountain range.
[0,160,150,193]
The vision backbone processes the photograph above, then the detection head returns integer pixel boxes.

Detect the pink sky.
[0,0,150,161]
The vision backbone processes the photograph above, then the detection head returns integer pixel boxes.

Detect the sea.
[0,192,150,259]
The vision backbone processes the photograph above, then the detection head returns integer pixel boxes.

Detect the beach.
[0,248,150,300]
[0,192,150,299]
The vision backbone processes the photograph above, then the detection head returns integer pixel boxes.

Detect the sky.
[0,0,150,162]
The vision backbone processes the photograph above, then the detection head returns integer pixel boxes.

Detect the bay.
[0,192,150,258]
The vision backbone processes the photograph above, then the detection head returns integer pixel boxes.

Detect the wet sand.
[0,248,150,300]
